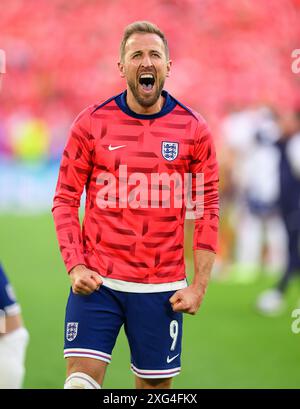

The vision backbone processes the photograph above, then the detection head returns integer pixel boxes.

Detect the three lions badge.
[66,322,78,341]
[162,142,179,161]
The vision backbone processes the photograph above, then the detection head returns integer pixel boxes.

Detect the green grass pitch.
[1,213,300,388]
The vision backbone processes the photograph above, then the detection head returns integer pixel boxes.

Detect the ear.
[166,60,172,78]
[118,61,125,78]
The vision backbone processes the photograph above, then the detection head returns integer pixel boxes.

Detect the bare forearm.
[191,249,216,294]
[170,249,215,315]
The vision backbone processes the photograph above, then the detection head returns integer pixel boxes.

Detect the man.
[0,50,29,389]
[52,21,219,389]
[257,110,300,315]
[222,106,285,283]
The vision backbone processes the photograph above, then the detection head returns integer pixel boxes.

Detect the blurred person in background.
[221,105,286,282]
[257,110,300,315]
[0,50,29,389]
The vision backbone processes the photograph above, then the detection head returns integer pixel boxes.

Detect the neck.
[126,88,164,115]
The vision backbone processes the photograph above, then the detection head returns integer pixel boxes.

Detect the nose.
[141,54,153,67]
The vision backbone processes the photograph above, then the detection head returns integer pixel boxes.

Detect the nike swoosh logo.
[167,354,179,363]
[108,144,126,151]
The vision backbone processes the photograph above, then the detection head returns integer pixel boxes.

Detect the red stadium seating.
[0,0,300,157]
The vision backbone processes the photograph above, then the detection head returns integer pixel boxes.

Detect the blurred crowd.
[1,0,300,162]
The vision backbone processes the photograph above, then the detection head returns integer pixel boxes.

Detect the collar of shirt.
[115,89,177,120]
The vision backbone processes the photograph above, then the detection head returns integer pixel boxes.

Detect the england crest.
[66,322,78,342]
[162,141,179,161]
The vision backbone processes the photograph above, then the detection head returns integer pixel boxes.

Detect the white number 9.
[170,320,179,351]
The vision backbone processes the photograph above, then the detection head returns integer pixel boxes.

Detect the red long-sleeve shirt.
[52,90,219,285]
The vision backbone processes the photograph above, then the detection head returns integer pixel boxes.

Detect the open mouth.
[138,73,155,92]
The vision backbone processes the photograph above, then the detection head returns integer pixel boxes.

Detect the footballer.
[52,21,219,389]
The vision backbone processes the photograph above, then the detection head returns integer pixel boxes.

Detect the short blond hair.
[120,21,169,62]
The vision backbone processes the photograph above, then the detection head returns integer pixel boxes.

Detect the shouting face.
[118,33,171,111]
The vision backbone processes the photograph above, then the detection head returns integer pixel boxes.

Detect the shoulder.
[71,105,95,128]
[72,93,121,126]
[90,93,121,116]
[170,94,210,136]
[170,97,215,154]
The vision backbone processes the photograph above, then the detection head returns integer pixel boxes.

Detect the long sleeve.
[190,120,219,253]
[52,108,94,273]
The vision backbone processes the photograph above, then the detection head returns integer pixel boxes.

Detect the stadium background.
[1,0,300,388]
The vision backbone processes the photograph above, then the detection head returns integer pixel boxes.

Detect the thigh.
[125,291,183,380]
[64,285,125,367]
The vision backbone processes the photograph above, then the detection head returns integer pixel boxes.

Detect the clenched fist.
[69,264,103,295]
[169,285,205,315]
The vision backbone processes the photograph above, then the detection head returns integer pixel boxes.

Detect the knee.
[66,357,107,387]
[0,327,29,388]
[64,372,101,389]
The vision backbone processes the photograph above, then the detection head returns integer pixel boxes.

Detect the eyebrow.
[130,49,163,56]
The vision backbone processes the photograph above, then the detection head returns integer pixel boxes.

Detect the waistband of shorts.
[99,276,188,293]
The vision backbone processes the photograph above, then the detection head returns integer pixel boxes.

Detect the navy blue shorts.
[64,285,183,379]
[0,264,20,315]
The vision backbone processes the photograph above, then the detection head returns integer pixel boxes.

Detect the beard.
[127,76,165,108]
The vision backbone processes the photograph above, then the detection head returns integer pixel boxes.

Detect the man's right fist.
[69,265,103,295]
